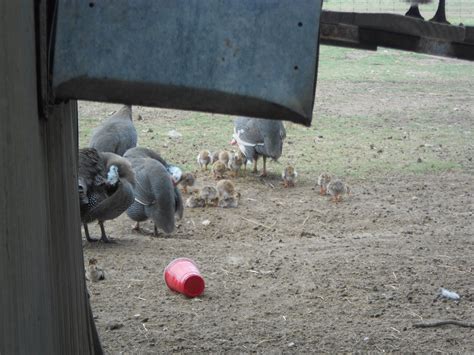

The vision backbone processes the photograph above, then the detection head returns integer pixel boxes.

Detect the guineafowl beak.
[230,139,237,145]
[78,180,89,204]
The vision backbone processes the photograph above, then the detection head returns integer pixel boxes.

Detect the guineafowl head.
[78,177,89,205]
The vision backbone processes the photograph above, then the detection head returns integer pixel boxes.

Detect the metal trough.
[52,0,322,125]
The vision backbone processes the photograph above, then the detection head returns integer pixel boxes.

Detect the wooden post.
[0,1,101,353]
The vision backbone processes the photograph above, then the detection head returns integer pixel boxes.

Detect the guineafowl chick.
[185,194,206,208]
[124,148,184,236]
[197,150,212,170]
[327,179,351,203]
[317,173,332,196]
[211,151,220,164]
[89,105,137,156]
[179,173,196,194]
[216,179,236,200]
[86,258,105,282]
[79,148,136,243]
[282,165,297,188]
[200,186,219,207]
[218,192,241,208]
[212,160,227,179]
[218,150,230,166]
[228,152,244,177]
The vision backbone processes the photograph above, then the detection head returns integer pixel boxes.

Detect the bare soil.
[81,51,473,353]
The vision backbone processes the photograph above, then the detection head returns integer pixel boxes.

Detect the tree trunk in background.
[0,1,101,353]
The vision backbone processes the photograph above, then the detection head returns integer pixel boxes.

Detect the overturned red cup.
[164,258,205,298]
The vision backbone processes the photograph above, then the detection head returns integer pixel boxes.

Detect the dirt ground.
[81,50,473,353]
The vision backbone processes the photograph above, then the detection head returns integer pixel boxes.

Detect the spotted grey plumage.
[78,148,136,243]
[124,147,184,235]
[232,116,286,176]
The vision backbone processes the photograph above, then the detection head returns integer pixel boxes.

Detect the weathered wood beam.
[1,1,101,353]
[320,10,474,61]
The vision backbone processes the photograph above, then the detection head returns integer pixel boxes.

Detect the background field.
[80,44,473,353]
[323,0,474,25]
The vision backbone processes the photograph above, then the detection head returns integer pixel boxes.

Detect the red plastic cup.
[164,258,205,298]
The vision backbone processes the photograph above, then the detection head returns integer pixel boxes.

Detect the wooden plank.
[320,10,474,61]
[320,23,377,50]
[0,1,100,353]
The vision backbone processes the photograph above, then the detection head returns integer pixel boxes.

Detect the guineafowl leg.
[405,5,424,20]
[252,158,258,173]
[98,221,113,243]
[320,186,325,195]
[83,223,98,242]
[430,0,449,24]
[132,222,141,231]
[260,157,268,177]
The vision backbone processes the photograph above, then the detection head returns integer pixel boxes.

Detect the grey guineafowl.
[124,147,182,185]
[89,105,138,156]
[231,117,286,177]
[124,147,184,236]
[404,0,448,23]
[78,148,136,243]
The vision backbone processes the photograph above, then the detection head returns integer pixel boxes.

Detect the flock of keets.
[78,105,350,244]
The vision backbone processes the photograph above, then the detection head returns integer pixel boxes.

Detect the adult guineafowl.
[79,148,136,243]
[232,117,286,177]
[89,105,138,156]
[404,0,448,23]
[124,147,184,236]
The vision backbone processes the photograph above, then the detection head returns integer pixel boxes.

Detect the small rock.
[143,128,153,133]
[288,342,295,348]
[202,220,211,226]
[370,144,375,150]
[377,148,383,154]
[168,129,182,139]
[417,158,423,163]
[136,114,143,121]
[106,322,124,330]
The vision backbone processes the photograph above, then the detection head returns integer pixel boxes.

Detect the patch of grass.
[79,47,471,181]
[318,46,474,84]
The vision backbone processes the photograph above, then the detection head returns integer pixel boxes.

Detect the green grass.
[318,46,474,84]
[79,46,473,181]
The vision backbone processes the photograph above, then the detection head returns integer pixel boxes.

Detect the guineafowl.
[327,179,351,203]
[124,148,184,236]
[89,105,138,156]
[404,0,448,23]
[124,147,182,185]
[78,148,136,243]
[232,117,286,177]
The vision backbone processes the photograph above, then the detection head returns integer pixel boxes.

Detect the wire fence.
[322,0,474,25]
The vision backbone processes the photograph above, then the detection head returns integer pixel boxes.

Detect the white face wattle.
[167,165,182,185]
